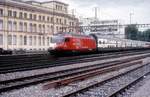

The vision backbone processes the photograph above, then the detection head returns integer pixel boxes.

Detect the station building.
[0,0,78,51]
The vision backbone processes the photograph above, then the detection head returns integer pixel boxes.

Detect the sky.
[27,0,150,24]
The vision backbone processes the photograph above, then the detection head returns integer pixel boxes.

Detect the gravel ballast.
[0,61,148,97]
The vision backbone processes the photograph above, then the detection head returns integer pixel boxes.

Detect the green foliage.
[125,25,150,42]
[125,25,138,40]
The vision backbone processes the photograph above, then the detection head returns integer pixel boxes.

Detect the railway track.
[0,52,149,93]
[1,50,150,74]
[61,62,150,97]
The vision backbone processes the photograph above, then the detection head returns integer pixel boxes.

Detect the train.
[48,33,150,55]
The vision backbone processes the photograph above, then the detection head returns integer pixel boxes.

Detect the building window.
[56,26,58,32]
[29,23,32,32]
[47,37,49,46]
[8,35,12,45]
[33,14,36,20]
[0,34,3,45]
[33,24,36,32]
[43,16,45,21]
[39,15,41,21]
[24,36,27,45]
[43,37,45,46]
[13,11,17,18]
[13,21,17,31]
[8,21,12,31]
[51,17,54,23]
[39,24,42,33]
[19,12,23,18]
[33,36,36,46]
[43,25,45,33]
[47,17,49,22]
[8,10,12,17]
[13,35,17,45]
[56,18,59,24]
[39,36,41,46]
[24,13,27,19]
[64,19,66,25]
[19,35,23,45]
[24,22,27,32]
[0,20,3,30]
[19,22,23,32]
[47,25,49,33]
[29,36,32,46]
[29,14,32,20]
[0,9,3,16]
[51,25,53,32]
[60,19,62,24]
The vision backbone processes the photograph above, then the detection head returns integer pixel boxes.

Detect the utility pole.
[130,13,134,24]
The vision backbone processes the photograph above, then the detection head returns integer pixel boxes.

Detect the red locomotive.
[48,33,97,55]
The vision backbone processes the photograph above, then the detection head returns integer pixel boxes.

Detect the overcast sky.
[31,0,150,24]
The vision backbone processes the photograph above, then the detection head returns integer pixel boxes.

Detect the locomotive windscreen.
[51,36,65,44]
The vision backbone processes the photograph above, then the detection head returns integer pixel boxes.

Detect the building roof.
[0,0,76,20]
[42,1,68,6]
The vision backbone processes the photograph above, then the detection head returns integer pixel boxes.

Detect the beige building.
[0,0,78,51]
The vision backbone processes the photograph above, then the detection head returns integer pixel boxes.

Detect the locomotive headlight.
[49,43,57,50]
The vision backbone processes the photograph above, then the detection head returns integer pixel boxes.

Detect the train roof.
[53,32,94,39]
[93,33,150,44]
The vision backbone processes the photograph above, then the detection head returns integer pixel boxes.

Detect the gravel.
[0,60,147,97]
[118,72,150,97]
[75,64,150,97]
[0,53,148,81]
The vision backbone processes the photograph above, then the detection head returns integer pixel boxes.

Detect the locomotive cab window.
[65,38,70,42]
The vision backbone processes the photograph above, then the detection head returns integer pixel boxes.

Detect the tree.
[144,29,150,42]
[125,25,138,40]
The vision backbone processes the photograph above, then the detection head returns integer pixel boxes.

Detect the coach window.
[8,35,12,45]
[0,20,3,30]
[99,41,101,44]
[24,36,27,45]
[0,34,3,45]
[13,35,17,45]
